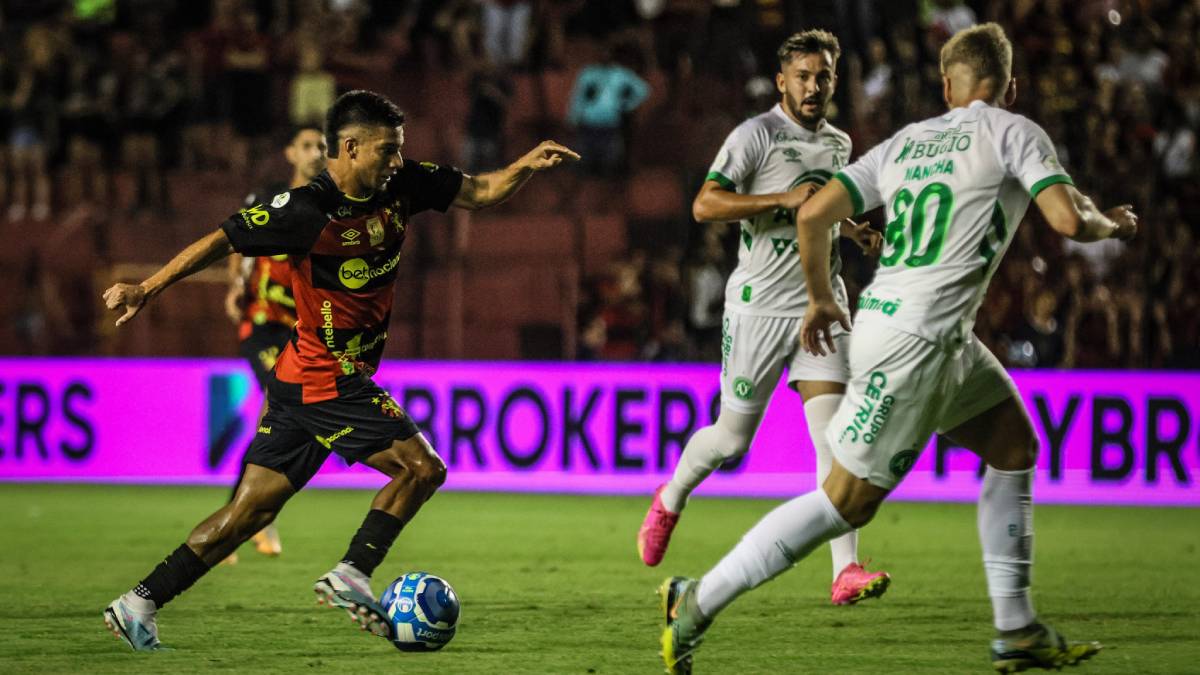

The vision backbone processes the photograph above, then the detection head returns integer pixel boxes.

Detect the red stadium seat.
[460,214,574,260]
[626,167,684,221]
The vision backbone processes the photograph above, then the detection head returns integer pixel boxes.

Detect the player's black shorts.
[238,322,293,389]
[244,376,420,490]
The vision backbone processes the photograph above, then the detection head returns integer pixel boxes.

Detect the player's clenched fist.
[519,141,581,171]
[103,282,148,327]
[1105,204,1138,241]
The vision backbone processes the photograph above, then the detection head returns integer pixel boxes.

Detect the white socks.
[978,466,1036,631]
[660,407,761,513]
[804,394,858,579]
[696,488,852,618]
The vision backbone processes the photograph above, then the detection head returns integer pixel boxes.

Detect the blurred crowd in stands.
[2,0,1197,369]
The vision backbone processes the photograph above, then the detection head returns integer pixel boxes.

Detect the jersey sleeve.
[391,160,465,214]
[833,139,887,217]
[705,121,768,192]
[220,187,327,257]
[997,115,1074,198]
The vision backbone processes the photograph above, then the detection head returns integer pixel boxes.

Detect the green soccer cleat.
[658,576,711,675]
[990,622,1102,672]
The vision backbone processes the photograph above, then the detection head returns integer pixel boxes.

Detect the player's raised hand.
[520,141,581,171]
[842,219,883,256]
[801,300,850,356]
[1105,204,1138,241]
[103,282,149,327]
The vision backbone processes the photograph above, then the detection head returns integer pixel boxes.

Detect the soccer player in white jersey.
[637,30,889,606]
[659,23,1135,674]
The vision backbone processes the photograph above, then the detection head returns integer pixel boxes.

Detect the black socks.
[340,509,404,577]
[134,544,211,607]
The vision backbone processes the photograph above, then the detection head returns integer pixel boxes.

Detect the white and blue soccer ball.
[379,572,460,652]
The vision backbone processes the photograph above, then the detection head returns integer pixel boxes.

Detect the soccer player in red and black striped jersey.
[219,124,327,564]
[101,90,579,651]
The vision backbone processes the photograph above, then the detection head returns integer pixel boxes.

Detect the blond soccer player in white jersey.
[658,23,1135,674]
[637,30,890,607]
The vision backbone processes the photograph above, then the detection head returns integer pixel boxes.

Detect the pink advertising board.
[0,358,1196,506]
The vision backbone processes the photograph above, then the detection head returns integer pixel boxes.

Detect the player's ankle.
[122,591,156,613]
[996,620,1042,638]
[334,561,369,582]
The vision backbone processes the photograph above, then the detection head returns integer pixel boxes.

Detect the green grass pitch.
[1,484,1197,673]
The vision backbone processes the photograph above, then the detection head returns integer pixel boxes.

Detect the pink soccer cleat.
[831,561,891,605]
[637,485,681,566]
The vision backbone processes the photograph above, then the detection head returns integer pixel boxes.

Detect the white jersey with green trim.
[834,100,1072,348]
[706,104,853,317]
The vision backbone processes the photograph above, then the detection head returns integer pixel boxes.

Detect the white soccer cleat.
[314,563,376,619]
[103,593,162,651]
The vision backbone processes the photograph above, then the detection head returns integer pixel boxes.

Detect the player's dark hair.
[324,90,406,158]
[777,30,841,70]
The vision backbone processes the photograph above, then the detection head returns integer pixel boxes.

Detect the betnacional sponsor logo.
[339,251,402,290]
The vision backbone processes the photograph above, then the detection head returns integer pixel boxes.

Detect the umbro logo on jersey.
[781,148,803,162]
[341,229,361,246]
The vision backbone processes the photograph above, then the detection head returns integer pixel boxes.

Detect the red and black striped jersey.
[237,255,296,340]
[237,186,298,339]
[220,162,463,403]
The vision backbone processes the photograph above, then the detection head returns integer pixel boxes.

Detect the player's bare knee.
[832,494,880,529]
[990,433,1038,472]
[412,454,447,490]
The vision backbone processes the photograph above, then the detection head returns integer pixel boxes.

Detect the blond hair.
[940,22,1012,93]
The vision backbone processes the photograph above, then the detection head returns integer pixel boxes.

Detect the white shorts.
[720,309,850,414]
[827,324,1018,489]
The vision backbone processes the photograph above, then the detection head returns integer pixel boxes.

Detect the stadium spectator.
[566,38,650,176]
[461,60,513,173]
[61,54,117,210]
[479,0,533,70]
[684,226,726,361]
[8,23,59,223]
[222,6,273,177]
[289,45,336,127]
[120,44,183,215]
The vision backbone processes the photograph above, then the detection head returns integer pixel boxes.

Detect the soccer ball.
[379,572,460,652]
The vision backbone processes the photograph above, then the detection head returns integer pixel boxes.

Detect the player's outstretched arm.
[1034,183,1137,243]
[103,228,235,326]
[796,180,855,356]
[692,180,819,223]
[452,140,580,210]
